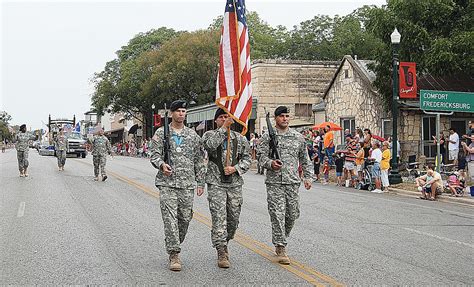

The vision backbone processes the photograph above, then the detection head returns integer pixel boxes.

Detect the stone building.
[323,55,473,163]
[323,55,386,145]
[187,59,339,136]
[252,59,339,134]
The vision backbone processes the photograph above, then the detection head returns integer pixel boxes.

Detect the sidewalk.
[249,160,474,206]
[388,186,474,206]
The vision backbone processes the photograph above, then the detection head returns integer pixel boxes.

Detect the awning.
[104,127,124,134]
[289,119,313,127]
[186,99,258,123]
[128,124,139,134]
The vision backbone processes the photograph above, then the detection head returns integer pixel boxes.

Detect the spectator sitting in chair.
[447,172,465,197]
[415,164,443,201]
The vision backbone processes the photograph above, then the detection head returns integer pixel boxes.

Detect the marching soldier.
[15,124,37,177]
[54,128,67,171]
[202,108,251,268]
[90,128,112,181]
[257,106,312,265]
[150,100,206,272]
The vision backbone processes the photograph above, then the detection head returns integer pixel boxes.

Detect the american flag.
[215,0,252,134]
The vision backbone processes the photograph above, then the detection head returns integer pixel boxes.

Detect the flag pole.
[225,127,231,167]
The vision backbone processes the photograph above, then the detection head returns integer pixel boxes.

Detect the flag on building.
[215,0,252,134]
[196,121,206,131]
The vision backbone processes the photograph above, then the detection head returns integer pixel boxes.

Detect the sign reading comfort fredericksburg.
[420,90,474,112]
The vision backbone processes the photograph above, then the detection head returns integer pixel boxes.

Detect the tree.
[140,30,221,107]
[0,111,12,141]
[91,27,180,122]
[365,0,473,105]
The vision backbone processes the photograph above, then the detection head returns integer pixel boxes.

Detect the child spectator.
[355,144,365,184]
[334,151,345,186]
[322,158,330,185]
[344,145,357,187]
[313,149,320,181]
[447,173,465,197]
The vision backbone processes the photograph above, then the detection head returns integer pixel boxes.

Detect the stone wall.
[325,60,386,145]
[252,60,339,133]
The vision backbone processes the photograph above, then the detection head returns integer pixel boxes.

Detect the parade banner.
[399,62,417,99]
[153,114,161,127]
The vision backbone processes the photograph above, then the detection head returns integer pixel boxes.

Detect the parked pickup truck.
[67,132,87,158]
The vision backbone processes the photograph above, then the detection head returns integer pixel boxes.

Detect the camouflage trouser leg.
[207,184,243,248]
[17,150,29,171]
[266,183,300,247]
[93,154,107,177]
[57,150,66,167]
[158,186,194,254]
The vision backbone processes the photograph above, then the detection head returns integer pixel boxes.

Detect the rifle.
[163,103,171,166]
[264,108,280,160]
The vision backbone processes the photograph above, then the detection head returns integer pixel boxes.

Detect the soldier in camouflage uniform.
[202,108,251,268]
[150,100,206,272]
[257,106,312,265]
[54,128,67,171]
[90,128,112,181]
[15,124,37,177]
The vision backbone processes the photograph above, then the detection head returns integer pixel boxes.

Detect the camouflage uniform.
[90,135,111,177]
[257,127,312,247]
[54,134,67,168]
[150,125,205,254]
[15,132,36,172]
[202,127,251,248]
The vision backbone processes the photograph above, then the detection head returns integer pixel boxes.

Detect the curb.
[388,187,474,206]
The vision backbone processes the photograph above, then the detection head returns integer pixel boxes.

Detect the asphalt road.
[1,148,473,285]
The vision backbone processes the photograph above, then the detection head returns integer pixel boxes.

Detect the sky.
[1,0,386,130]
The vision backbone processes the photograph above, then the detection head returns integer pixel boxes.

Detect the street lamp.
[151,104,156,138]
[389,28,402,184]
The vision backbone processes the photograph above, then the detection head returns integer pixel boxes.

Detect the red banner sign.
[153,114,161,127]
[399,62,417,99]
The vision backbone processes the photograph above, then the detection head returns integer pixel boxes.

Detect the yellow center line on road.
[74,159,344,286]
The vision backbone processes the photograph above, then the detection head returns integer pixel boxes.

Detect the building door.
[422,116,436,158]
[450,120,467,138]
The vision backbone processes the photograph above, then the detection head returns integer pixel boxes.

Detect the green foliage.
[0,111,12,141]
[140,30,220,107]
[365,0,473,105]
[91,27,180,120]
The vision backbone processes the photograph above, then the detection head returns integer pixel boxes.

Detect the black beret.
[214,108,227,121]
[20,124,26,130]
[170,100,187,112]
[274,106,289,116]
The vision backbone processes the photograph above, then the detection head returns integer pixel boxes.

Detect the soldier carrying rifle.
[150,99,206,272]
[257,106,312,265]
